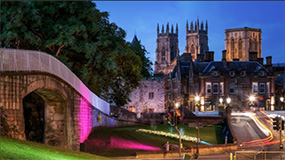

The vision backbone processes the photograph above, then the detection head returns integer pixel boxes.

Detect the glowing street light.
[175,102,179,108]
[249,95,255,102]
[219,97,223,104]
[280,96,284,102]
[226,97,231,104]
[195,96,200,102]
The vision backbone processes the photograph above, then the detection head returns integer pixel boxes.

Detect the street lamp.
[226,97,231,104]
[175,102,179,109]
[280,96,284,110]
[195,96,200,112]
[249,95,255,109]
[219,97,223,104]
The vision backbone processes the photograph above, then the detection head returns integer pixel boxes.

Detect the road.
[231,111,285,160]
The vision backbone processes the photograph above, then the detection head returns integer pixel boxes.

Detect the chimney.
[266,56,272,65]
[222,50,227,61]
[205,51,214,62]
[249,52,258,61]
[257,57,264,65]
[196,54,205,62]
[266,56,273,72]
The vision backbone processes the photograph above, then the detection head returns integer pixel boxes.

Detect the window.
[252,82,258,93]
[206,82,212,94]
[213,83,219,94]
[220,82,224,94]
[240,70,246,77]
[229,71,235,77]
[259,70,265,76]
[212,70,219,76]
[229,83,235,94]
[266,82,270,94]
[149,92,154,99]
[259,83,265,94]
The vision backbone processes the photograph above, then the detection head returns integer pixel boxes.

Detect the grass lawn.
[0,136,110,160]
[86,124,224,157]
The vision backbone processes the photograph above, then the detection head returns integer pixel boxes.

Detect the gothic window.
[254,39,258,51]
[220,82,224,94]
[230,39,234,58]
[195,83,199,94]
[249,39,252,51]
[266,82,270,94]
[170,46,175,61]
[190,44,195,55]
[161,47,165,61]
[238,39,243,58]
[240,70,246,77]
[229,71,235,77]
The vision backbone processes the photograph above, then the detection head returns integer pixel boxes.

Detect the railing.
[232,150,285,160]
[0,49,110,115]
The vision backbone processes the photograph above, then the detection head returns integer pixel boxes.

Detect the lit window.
[266,82,270,94]
[220,82,224,94]
[206,82,212,94]
[213,83,219,94]
[149,92,154,99]
[259,83,265,94]
[229,71,235,77]
[240,70,246,77]
[229,83,235,94]
[252,82,258,93]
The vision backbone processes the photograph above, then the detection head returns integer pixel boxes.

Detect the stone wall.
[124,78,165,116]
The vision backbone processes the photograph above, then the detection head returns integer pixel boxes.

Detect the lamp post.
[218,97,224,116]
[280,96,284,110]
[174,102,181,158]
[226,97,231,119]
[249,95,255,110]
[195,95,200,112]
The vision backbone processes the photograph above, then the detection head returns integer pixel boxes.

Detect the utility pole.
[175,125,181,158]
[196,122,199,155]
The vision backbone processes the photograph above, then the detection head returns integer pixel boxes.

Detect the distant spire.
[162,24,164,33]
[197,18,199,31]
[171,24,174,33]
[195,22,197,31]
[157,23,159,34]
[186,20,189,32]
[191,21,193,31]
[206,20,208,32]
[176,23,178,34]
[132,34,139,44]
[166,22,169,33]
[201,21,204,30]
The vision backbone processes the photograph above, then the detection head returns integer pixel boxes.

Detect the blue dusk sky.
[95,1,284,66]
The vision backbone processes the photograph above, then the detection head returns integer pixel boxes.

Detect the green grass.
[86,124,224,157]
[0,136,110,160]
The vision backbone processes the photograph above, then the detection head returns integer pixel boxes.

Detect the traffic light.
[166,111,174,126]
[273,117,280,131]
[175,109,182,125]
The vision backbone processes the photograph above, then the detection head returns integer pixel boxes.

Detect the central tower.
[185,19,209,61]
[154,23,179,74]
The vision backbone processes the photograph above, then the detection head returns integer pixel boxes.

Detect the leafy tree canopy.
[1,1,150,106]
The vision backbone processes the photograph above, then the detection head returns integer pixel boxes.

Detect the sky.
[95,1,285,67]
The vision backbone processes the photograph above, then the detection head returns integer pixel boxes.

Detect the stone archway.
[20,77,72,149]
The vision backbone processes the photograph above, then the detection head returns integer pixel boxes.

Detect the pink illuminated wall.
[78,97,93,143]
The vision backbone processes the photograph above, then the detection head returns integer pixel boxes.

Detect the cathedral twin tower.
[154,19,262,75]
[154,19,209,74]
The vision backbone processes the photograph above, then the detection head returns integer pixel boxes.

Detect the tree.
[129,35,153,78]
[1,1,143,106]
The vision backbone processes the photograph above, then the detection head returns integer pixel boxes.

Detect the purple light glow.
[79,97,93,143]
[109,136,161,151]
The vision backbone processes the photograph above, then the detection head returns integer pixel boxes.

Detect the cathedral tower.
[225,27,262,61]
[185,19,209,61]
[154,23,179,74]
